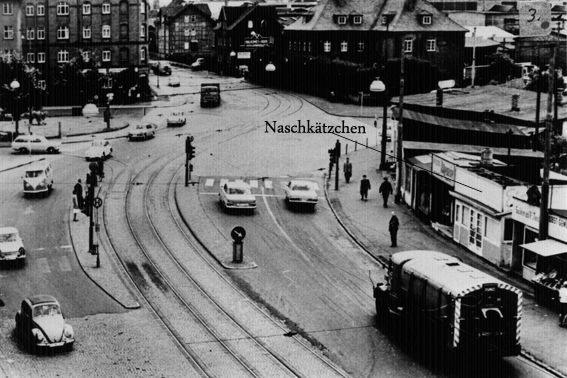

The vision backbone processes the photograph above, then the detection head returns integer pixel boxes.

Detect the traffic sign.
[93,197,103,208]
[519,2,552,36]
[231,226,246,242]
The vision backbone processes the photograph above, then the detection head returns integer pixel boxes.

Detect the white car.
[219,181,256,212]
[284,180,318,209]
[0,227,25,263]
[128,124,157,141]
[168,78,180,87]
[191,58,205,71]
[85,139,112,161]
[11,135,61,154]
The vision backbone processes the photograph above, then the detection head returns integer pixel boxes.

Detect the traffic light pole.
[185,136,195,187]
[334,139,341,191]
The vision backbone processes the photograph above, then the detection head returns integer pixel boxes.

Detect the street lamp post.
[10,79,22,135]
[102,77,113,130]
[230,51,236,76]
[370,78,389,170]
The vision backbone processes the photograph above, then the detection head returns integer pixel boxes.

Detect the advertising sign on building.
[237,52,251,59]
[244,37,271,48]
[432,154,456,187]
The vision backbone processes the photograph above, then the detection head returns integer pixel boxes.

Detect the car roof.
[26,161,50,171]
[27,295,58,306]
[226,181,251,189]
[16,134,45,139]
[0,227,19,234]
[290,180,315,187]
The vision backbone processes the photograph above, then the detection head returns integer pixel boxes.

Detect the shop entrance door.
[468,209,483,255]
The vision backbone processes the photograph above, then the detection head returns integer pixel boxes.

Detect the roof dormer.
[334,14,348,25]
[350,14,363,25]
[381,11,396,26]
[418,10,433,25]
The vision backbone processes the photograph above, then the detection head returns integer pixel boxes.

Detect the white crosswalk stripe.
[205,178,215,187]
[37,258,51,274]
[249,180,258,188]
[264,180,273,189]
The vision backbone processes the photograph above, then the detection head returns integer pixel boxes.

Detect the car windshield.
[33,303,61,317]
[0,233,18,242]
[292,185,310,191]
[25,170,43,178]
[228,188,247,195]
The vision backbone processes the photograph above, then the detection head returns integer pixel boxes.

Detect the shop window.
[484,216,499,243]
[456,204,460,223]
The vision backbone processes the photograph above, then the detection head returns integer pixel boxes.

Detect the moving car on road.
[219,181,256,212]
[85,139,112,161]
[0,227,25,263]
[167,113,186,127]
[191,57,205,71]
[128,123,157,141]
[200,83,221,107]
[15,295,75,353]
[168,77,180,87]
[23,161,54,197]
[152,64,172,76]
[284,180,318,210]
[11,135,60,154]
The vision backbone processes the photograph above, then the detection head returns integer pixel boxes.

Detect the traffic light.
[186,138,195,160]
[328,148,336,165]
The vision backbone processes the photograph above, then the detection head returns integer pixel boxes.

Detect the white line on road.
[205,178,214,187]
[58,256,72,272]
[36,258,51,274]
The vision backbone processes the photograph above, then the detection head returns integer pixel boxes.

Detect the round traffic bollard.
[233,241,243,263]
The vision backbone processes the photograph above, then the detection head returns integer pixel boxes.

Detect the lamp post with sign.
[370,78,389,169]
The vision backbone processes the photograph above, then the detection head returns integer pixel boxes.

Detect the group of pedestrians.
[341,158,399,248]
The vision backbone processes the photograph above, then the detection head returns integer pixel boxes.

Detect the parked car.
[85,139,112,161]
[191,58,205,71]
[168,77,180,87]
[152,64,172,76]
[11,135,60,154]
[284,180,318,209]
[15,295,75,353]
[167,113,186,127]
[23,161,54,197]
[128,123,157,141]
[0,227,25,263]
[219,181,256,212]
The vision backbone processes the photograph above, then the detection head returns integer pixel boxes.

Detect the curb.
[0,157,45,173]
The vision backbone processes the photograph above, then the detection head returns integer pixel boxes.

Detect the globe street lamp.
[265,62,276,72]
[10,79,22,135]
[370,78,390,170]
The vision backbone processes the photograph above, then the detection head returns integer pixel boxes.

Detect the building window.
[324,41,331,52]
[3,3,13,15]
[37,52,45,63]
[337,16,347,25]
[422,16,432,25]
[37,4,45,16]
[522,228,538,270]
[102,50,111,62]
[26,28,35,40]
[102,25,111,38]
[82,51,91,61]
[141,24,146,38]
[83,3,91,15]
[353,15,362,24]
[184,16,189,23]
[57,2,69,15]
[102,3,111,14]
[27,53,35,63]
[26,4,34,16]
[141,47,147,61]
[484,216,499,243]
[57,50,69,63]
[503,218,513,242]
[37,28,45,40]
[308,42,311,52]
[191,15,196,23]
[357,41,364,51]
[3,26,14,40]
[341,41,348,52]
[57,26,70,39]
[83,27,91,39]
[426,38,436,51]
[403,38,413,53]
[38,80,46,89]
[141,1,146,13]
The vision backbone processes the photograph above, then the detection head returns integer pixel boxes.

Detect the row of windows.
[25,47,147,63]
[3,25,146,40]
[5,1,147,16]
[289,38,437,53]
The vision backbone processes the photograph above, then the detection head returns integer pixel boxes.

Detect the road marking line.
[60,245,73,249]
[261,187,311,262]
[205,178,214,187]
[249,180,258,188]
[264,180,273,189]
[32,248,45,251]
[37,258,51,274]
[58,256,72,272]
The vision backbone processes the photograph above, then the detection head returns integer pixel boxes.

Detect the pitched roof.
[286,0,467,33]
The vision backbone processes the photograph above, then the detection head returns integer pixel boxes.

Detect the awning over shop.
[520,239,567,257]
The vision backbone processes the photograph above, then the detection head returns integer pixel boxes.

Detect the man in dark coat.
[343,158,353,183]
[360,175,371,201]
[73,179,84,209]
[379,177,393,208]
[389,211,399,247]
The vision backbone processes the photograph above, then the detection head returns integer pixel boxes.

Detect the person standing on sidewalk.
[389,211,399,247]
[559,281,567,326]
[379,177,393,208]
[360,175,371,201]
[72,189,80,221]
[74,179,84,209]
[343,158,353,183]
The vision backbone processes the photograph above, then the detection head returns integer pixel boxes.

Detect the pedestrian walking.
[72,189,80,221]
[559,281,567,327]
[389,211,399,247]
[379,177,393,208]
[97,158,105,181]
[343,158,353,183]
[74,179,84,209]
[360,175,371,201]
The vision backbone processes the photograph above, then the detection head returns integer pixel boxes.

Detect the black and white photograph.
[0,0,566,377]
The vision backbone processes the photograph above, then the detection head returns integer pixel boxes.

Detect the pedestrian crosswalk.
[32,256,73,274]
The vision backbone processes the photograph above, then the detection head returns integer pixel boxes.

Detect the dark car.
[15,295,75,353]
[152,65,172,76]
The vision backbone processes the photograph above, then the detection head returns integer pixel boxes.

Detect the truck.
[373,251,522,360]
[200,83,221,108]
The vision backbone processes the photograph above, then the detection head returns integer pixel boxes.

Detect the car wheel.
[19,148,28,154]
[46,147,55,154]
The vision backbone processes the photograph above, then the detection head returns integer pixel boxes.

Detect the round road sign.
[231,226,246,242]
[93,197,103,208]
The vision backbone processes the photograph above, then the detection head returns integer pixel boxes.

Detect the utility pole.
[334,139,340,191]
[471,27,477,88]
[538,26,559,241]
[394,42,405,204]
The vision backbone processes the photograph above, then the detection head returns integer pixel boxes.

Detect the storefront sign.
[237,52,251,59]
[513,201,540,229]
[549,214,567,241]
[432,155,456,187]
[244,37,270,48]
